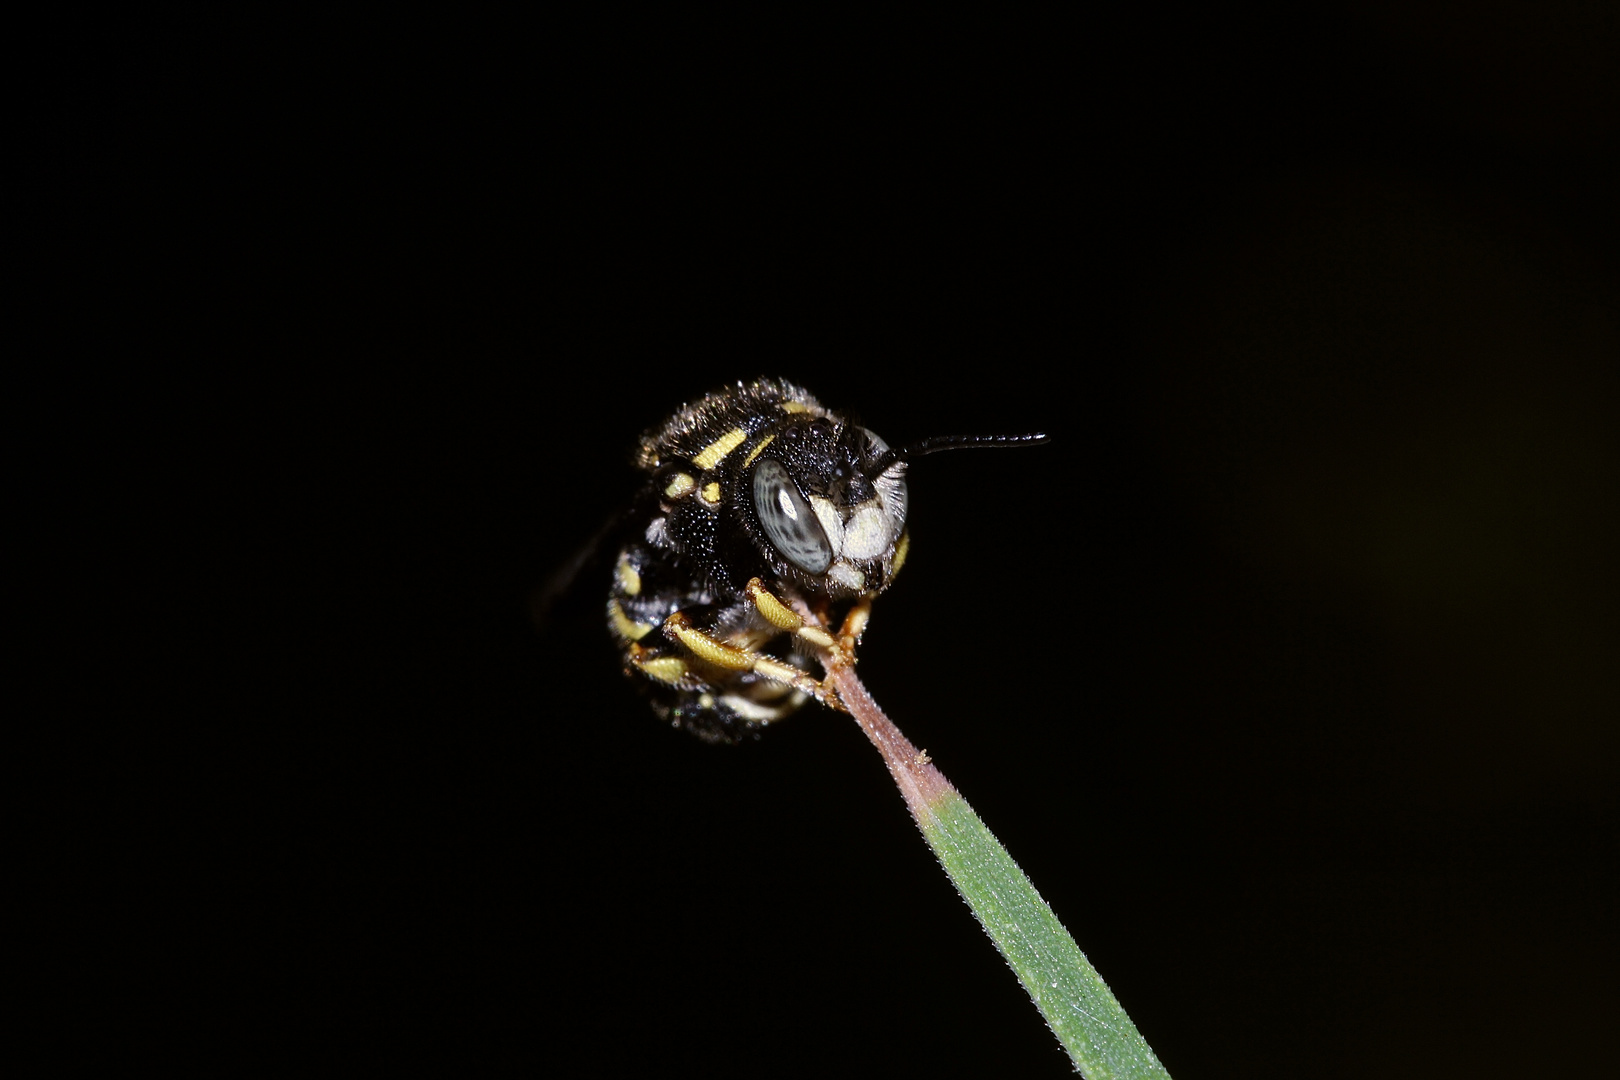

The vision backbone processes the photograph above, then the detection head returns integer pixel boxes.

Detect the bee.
[608,377,1048,743]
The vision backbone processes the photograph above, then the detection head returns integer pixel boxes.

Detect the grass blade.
[829,665,1171,1078]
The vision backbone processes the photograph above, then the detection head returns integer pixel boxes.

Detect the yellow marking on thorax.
[699,481,722,505]
[740,433,775,468]
[692,426,748,470]
[664,471,696,499]
[780,401,811,414]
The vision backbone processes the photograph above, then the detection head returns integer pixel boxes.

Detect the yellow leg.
[661,611,836,707]
[835,598,871,656]
[745,577,853,664]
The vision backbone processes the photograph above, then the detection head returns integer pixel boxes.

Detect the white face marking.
[827,561,865,591]
[807,495,898,563]
[808,496,845,554]
[840,505,894,560]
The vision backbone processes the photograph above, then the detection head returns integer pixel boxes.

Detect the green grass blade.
[920,790,1169,1077]
[830,666,1170,1078]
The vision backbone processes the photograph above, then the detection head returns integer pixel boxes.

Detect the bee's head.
[746,416,1049,598]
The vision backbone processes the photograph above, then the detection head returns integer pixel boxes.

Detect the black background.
[49,7,1616,1076]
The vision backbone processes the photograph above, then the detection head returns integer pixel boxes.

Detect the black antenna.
[869,432,1050,477]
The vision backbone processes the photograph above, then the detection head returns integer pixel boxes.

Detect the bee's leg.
[834,598,872,657]
[625,642,696,688]
[743,578,845,655]
[660,611,840,710]
[740,578,865,712]
[744,577,866,666]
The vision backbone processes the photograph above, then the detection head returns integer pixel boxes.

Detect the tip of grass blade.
[827,661,955,821]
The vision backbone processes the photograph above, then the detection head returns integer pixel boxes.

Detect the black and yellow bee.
[605,377,1047,743]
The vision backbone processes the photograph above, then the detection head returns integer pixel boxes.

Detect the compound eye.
[752,458,832,574]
